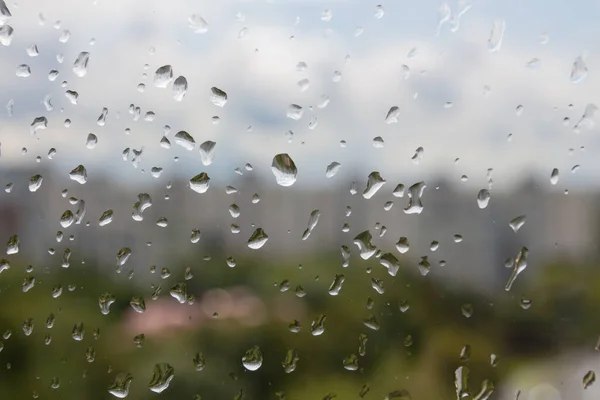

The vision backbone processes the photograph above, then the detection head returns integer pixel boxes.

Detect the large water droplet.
[385,106,400,123]
[302,210,321,240]
[210,87,227,107]
[353,230,377,260]
[0,24,14,46]
[242,346,263,371]
[108,373,133,398]
[281,349,299,373]
[583,370,596,389]
[505,246,528,291]
[148,363,175,393]
[174,131,195,150]
[404,181,427,214]
[0,0,11,24]
[477,189,490,209]
[363,172,386,199]
[571,55,588,83]
[69,165,88,184]
[325,162,341,178]
[286,104,304,120]
[172,76,188,101]
[154,65,173,88]
[550,168,559,185]
[29,174,43,192]
[311,314,327,336]
[199,141,216,166]
[328,274,345,296]
[247,228,268,249]
[509,215,526,232]
[272,154,297,187]
[73,52,90,77]
[189,173,210,194]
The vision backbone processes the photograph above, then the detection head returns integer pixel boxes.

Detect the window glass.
[0,1,598,399]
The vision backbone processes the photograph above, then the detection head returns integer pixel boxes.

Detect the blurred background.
[0,0,599,399]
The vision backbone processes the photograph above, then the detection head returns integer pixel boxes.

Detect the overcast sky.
[0,0,599,192]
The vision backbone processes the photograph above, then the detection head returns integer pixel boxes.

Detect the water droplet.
[550,168,559,185]
[363,172,386,199]
[404,181,427,214]
[148,363,174,393]
[302,210,321,240]
[354,231,377,260]
[98,293,116,315]
[342,354,359,371]
[474,379,495,400]
[477,189,490,209]
[199,141,216,166]
[73,52,90,77]
[505,246,528,291]
[116,247,132,270]
[272,154,297,187]
[189,173,210,194]
[363,314,380,331]
[571,55,588,83]
[0,0,11,25]
[328,274,345,296]
[380,253,400,276]
[282,349,299,373]
[488,19,506,52]
[325,162,341,178]
[311,314,327,336]
[65,90,79,105]
[58,29,70,43]
[190,229,202,243]
[385,106,400,123]
[156,217,168,227]
[189,14,208,33]
[209,87,227,107]
[132,193,152,221]
[16,64,31,77]
[86,346,96,362]
[242,346,263,371]
[59,210,74,228]
[286,104,304,120]
[584,371,596,389]
[172,76,188,101]
[247,228,268,249]
[69,165,88,184]
[0,24,13,46]
[130,297,146,313]
[509,215,526,232]
[174,130,196,150]
[169,282,187,304]
[72,322,85,341]
[154,65,173,88]
[26,44,39,57]
[27,174,43,192]
[85,133,98,149]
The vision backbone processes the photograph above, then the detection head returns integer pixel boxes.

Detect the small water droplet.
[583,371,596,389]
[189,14,208,33]
[571,55,588,83]
[148,363,174,393]
[488,19,506,52]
